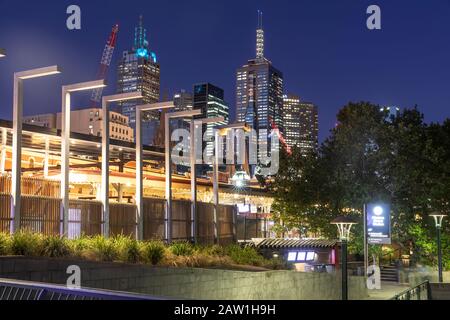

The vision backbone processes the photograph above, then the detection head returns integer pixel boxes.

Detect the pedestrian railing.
[0,278,164,301]
[391,281,431,300]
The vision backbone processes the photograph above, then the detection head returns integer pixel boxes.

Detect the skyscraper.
[173,90,193,112]
[193,83,229,158]
[283,94,318,155]
[236,12,284,167]
[117,15,160,145]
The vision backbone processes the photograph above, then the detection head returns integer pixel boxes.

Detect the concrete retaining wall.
[0,257,368,300]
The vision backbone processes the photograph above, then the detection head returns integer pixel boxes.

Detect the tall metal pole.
[213,130,220,244]
[11,75,23,233]
[363,203,368,278]
[0,128,7,174]
[190,120,197,244]
[342,239,348,300]
[437,226,443,283]
[101,99,110,238]
[136,108,144,241]
[165,113,172,244]
[61,89,71,236]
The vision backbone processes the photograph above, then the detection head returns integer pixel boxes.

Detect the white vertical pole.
[44,137,50,178]
[0,128,7,173]
[61,90,71,236]
[213,130,220,244]
[165,113,172,243]
[136,108,144,241]
[102,100,110,238]
[190,120,197,243]
[11,75,23,233]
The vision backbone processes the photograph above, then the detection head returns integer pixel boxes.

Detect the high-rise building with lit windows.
[117,15,160,145]
[236,12,284,169]
[283,94,318,155]
[193,83,229,158]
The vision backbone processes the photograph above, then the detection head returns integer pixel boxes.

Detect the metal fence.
[0,278,161,301]
[0,176,60,197]
[236,215,269,240]
[0,191,237,244]
[391,281,431,300]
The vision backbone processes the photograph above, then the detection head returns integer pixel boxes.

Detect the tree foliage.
[270,102,450,267]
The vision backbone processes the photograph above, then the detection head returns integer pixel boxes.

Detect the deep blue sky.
[1,0,450,141]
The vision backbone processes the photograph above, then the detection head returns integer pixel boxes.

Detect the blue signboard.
[367,203,391,244]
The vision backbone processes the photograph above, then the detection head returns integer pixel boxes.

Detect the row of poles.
[1,54,249,244]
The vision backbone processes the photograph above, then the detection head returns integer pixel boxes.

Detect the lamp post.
[190,117,225,244]
[214,123,250,244]
[331,216,358,300]
[165,110,201,243]
[136,102,174,240]
[430,212,447,283]
[11,66,61,233]
[61,80,107,236]
[101,92,143,238]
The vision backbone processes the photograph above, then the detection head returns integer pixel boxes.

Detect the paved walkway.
[365,282,411,300]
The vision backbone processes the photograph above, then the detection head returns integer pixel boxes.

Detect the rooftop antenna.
[257,10,263,29]
[256,10,264,59]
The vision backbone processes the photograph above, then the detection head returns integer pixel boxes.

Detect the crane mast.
[90,24,119,106]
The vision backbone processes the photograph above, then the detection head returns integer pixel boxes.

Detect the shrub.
[141,240,166,265]
[114,235,142,263]
[0,233,11,256]
[169,242,194,257]
[225,244,264,266]
[10,230,43,256]
[69,235,93,258]
[197,245,225,257]
[90,235,118,262]
[42,235,71,258]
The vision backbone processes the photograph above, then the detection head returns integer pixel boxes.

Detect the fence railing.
[0,176,60,197]
[391,281,431,300]
[0,193,238,244]
[0,278,163,301]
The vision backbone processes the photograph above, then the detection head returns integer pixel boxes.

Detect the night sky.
[1,0,450,142]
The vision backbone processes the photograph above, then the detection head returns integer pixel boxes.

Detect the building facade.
[283,94,318,155]
[193,83,229,158]
[117,15,160,145]
[24,109,134,142]
[236,15,284,171]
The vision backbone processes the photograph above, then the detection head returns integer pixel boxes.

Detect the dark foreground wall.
[0,257,368,300]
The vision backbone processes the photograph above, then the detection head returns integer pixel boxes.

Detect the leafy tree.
[270,102,450,268]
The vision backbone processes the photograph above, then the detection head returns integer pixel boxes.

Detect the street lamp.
[101,92,143,238]
[331,216,358,300]
[11,66,61,233]
[165,109,202,243]
[0,49,6,58]
[136,102,174,240]
[430,212,447,283]
[190,117,225,244]
[214,123,251,244]
[61,80,107,236]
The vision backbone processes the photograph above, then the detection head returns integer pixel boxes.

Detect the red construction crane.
[269,116,292,155]
[90,24,119,107]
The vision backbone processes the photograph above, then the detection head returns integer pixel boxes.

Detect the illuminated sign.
[367,203,391,244]
[287,251,316,263]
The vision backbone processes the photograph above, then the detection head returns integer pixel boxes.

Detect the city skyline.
[1,0,450,143]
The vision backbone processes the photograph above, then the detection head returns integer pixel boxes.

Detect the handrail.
[391,281,431,300]
[0,278,166,301]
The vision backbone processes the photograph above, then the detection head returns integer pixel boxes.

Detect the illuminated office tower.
[193,83,229,159]
[117,15,160,145]
[236,12,284,168]
[283,94,318,155]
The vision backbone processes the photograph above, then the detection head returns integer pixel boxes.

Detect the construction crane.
[90,24,119,107]
[269,116,292,155]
